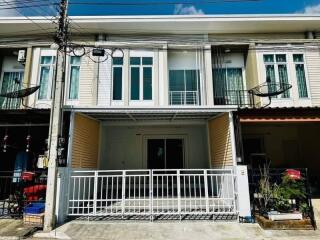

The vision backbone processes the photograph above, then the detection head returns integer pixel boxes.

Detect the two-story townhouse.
[0,15,320,228]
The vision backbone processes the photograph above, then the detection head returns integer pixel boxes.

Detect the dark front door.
[147,138,184,169]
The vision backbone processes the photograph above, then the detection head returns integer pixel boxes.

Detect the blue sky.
[1,0,320,16]
[67,0,320,15]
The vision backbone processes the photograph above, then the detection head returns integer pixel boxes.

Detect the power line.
[69,0,267,7]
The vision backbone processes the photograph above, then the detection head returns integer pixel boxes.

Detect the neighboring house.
[0,15,320,226]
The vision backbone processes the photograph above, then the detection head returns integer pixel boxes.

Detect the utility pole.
[44,0,68,231]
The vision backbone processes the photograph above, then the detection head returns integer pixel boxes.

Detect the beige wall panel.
[208,113,234,168]
[71,113,100,168]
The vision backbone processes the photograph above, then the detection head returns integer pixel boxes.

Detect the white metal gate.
[68,169,237,218]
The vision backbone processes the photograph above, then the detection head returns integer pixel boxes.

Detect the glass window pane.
[0,72,23,108]
[278,64,290,98]
[112,57,123,65]
[143,67,152,100]
[265,65,277,97]
[41,56,53,64]
[130,57,140,65]
[113,67,122,100]
[293,54,304,63]
[169,70,184,91]
[70,56,81,65]
[295,64,308,98]
[263,54,274,63]
[130,67,140,100]
[185,70,198,91]
[213,68,227,98]
[142,57,153,65]
[69,66,80,99]
[276,54,286,63]
[38,66,50,99]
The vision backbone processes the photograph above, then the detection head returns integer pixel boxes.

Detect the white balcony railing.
[169,91,199,105]
[67,169,237,219]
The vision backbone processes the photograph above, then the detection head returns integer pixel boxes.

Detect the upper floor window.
[112,57,123,100]
[68,56,81,100]
[263,54,290,98]
[212,68,244,105]
[38,56,55,100]
[130,57,153,101]
[169,69,200,105]
[0,72,24,109]
[293,54,308,98]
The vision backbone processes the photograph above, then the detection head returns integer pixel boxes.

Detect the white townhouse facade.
[0,15,320,227]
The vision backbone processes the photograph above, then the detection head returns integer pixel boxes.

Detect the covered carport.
[236,107,320,226]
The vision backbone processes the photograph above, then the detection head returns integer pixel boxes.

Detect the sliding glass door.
[147,138,184,169]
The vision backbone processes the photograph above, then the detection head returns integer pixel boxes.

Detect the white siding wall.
[99,124,209,170]
[305,45,320,106]
[78,55,96,106]
[97,58,112,106]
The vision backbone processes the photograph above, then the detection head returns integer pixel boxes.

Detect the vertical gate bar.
[177,170,181,220]
[149,170,153,221]
[121,171,126,218]
[204,170,209,213]
[93,171,98,216]
[138,176,141,213]
[231,169,237,213]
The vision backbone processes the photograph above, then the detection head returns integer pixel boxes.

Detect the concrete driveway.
[32,221,320,240]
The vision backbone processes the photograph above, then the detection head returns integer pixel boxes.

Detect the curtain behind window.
[213,68,243,104]
[278,65,290,98]
[266,65,277,97]
[295,64,308,98]
[0,72,23,109]
[38,66,50,99]
[69,56,81,100]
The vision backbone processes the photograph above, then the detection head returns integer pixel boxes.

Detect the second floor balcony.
[169,90,199,105]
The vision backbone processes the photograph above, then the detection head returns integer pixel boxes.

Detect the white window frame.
[129,51,154,106]
[262,53,291,99]
[168,69,201,105]
[111,57,124,102]
[37,52,56,101]
[66,55,81,104]
[142,134,188,169]
[292,53,310,99]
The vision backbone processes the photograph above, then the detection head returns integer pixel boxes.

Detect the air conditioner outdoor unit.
[17,50,26,63]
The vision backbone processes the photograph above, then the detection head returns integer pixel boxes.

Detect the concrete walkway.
[31,221,320,240]
[0,219,36,240]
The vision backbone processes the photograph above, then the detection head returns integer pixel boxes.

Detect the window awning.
[237,107,320,123]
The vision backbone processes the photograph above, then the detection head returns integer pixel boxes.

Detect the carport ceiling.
[76,109,229,121]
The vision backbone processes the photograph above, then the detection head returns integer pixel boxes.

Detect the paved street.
[30,221,320,240]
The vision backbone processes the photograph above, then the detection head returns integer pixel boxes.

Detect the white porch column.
[55,167,71,224]
[236,165,251,217]
[123,49,130,106]
[159,45,168,106]
[204,45,213,106]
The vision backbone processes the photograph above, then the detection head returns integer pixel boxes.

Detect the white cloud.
[302,3,320,14]
[0,8,18,17]
[174,4,204,15]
